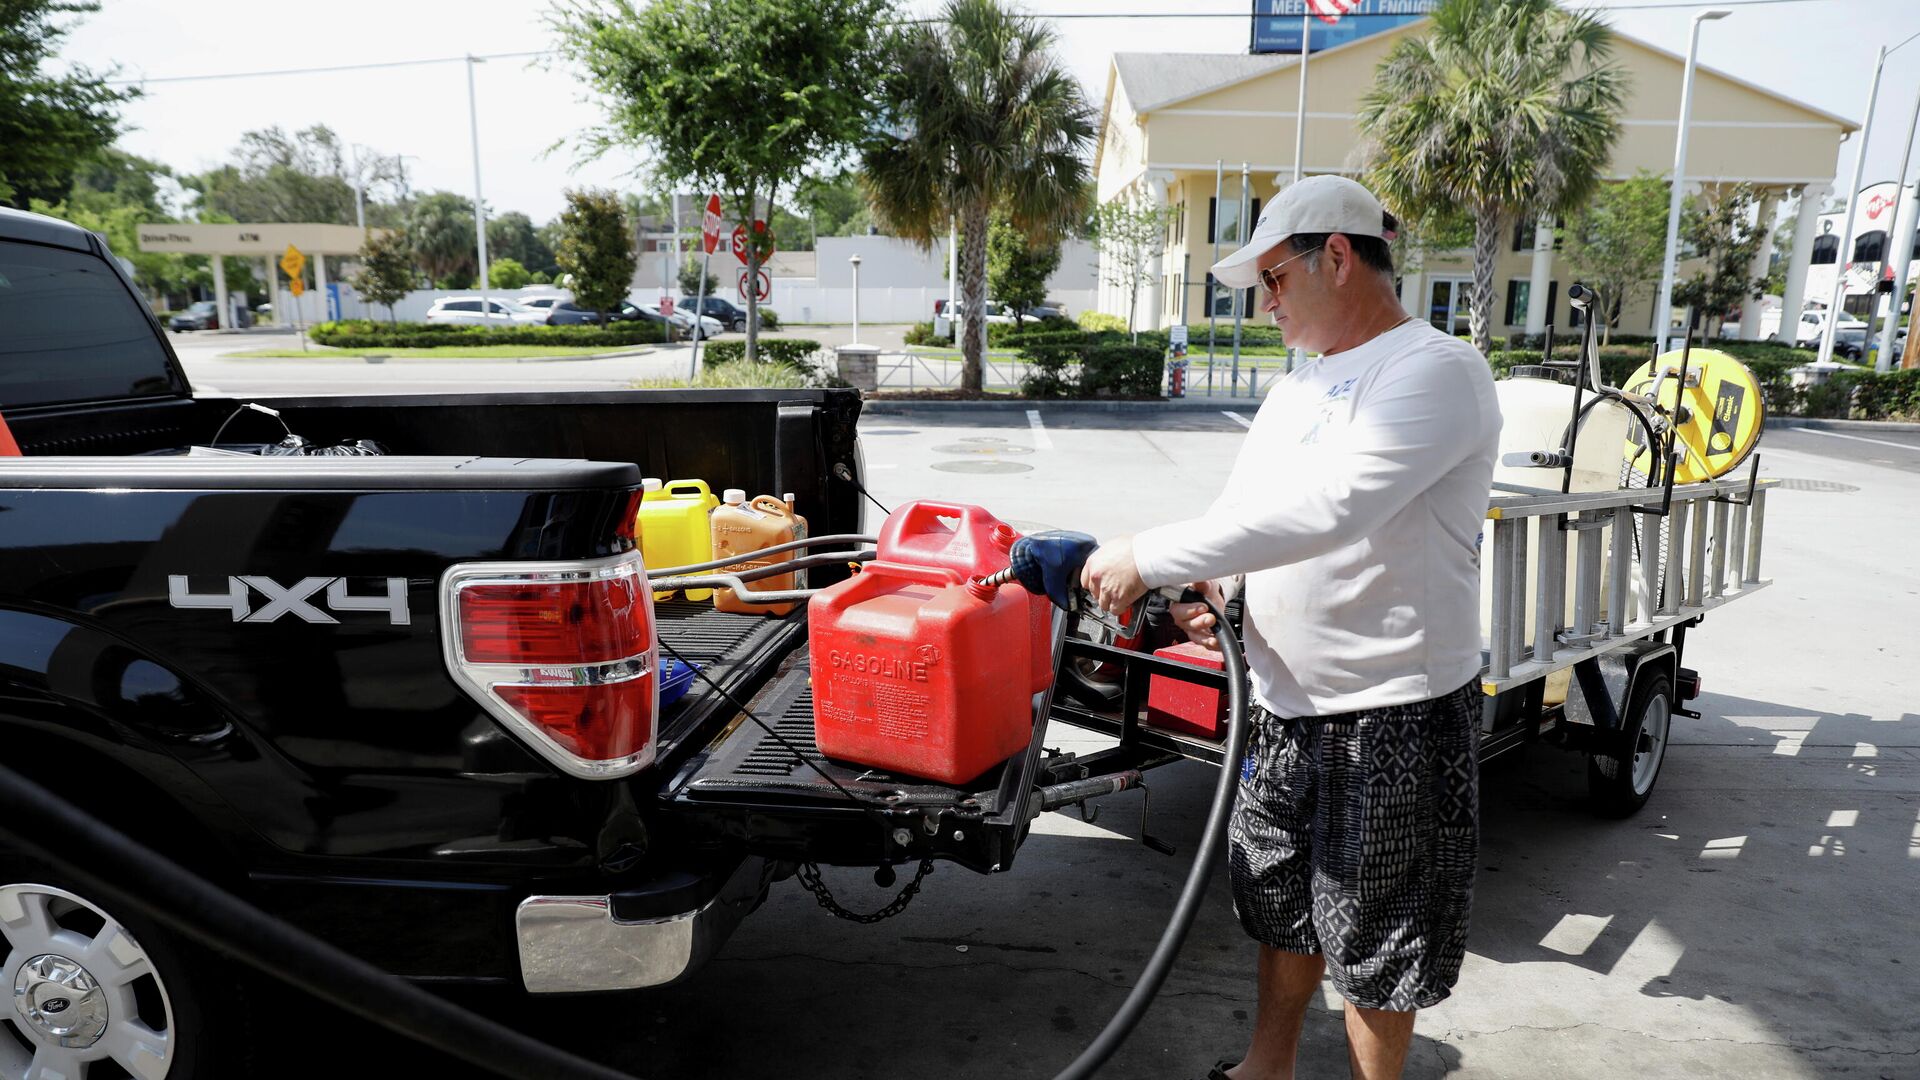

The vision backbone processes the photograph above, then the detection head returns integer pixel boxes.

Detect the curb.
[1771,417,1920,435]
[210,347,658,365]
[861,396,1264,414]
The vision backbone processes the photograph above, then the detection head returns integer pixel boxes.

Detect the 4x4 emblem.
[168,576,411,626]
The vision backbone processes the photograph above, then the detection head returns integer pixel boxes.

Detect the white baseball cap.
[1210,176,1398,290]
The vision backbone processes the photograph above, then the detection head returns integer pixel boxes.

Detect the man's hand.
[1169,580,1225,651]
[1080,537,1147,616]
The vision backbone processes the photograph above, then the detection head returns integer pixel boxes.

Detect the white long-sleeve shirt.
[1132,319,1500,718]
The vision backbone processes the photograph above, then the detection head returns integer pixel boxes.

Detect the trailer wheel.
[1586,672,1673,818]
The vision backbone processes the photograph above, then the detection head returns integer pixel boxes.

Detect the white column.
[1740,189,1779,341]
[1779,182,1830,340]
[1524,216,1554,338]
[315,253,329,323]
[212,256,230,331]
[1398,269,1423,313]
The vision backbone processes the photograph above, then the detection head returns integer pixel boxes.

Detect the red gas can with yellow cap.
[807,562,1033,784]
[874,501,1053,694]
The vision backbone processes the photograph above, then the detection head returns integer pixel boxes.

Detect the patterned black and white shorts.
[1227,682,1481,1011]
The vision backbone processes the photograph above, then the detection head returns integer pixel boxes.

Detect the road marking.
[1026,409,1053,450]
[1223,411,1253,429]
[1796,428,1920,452]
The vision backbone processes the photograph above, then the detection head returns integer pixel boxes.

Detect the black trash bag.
[259,434,388,457]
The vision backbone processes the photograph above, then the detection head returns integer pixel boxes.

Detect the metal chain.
[796,858,936,924]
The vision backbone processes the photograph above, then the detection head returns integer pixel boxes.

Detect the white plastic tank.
[1479,366,1639,679]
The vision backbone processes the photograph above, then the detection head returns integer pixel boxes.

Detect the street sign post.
[737,269,771,303]
[280,244,308,351]
[692,195,722,379]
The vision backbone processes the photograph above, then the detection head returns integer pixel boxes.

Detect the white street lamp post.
[466,55,491,319]
[1820,46,1888,366]
[850,254,863,345]
[1652,9,1730,353]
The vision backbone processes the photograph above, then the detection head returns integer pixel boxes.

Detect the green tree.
[488,211,556,276]
[863,0,1094,389]
[489,257,532,290]
[1559,170,1669,344]
[0,1,139,207]
[1672,182,1766,337]
[678,258,718,297]
[553,0,885,362]
[796,170,876,240]
[407,191,476,286]
[1359,0,1626,353]
[1089,192,1171,341]
[555,188,636,328]
[350,228,417,325]
[988,213,1059,325]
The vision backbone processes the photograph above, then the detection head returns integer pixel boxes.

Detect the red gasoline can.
[808,562,1033,784]
[1145,641,1228,740]
[875,500,1052,694]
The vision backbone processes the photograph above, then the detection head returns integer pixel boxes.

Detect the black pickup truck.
[3,206,1199,1076]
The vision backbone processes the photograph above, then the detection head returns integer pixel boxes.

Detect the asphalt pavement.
[265,397,1918,1079]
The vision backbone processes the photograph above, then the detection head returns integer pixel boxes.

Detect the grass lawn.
[226,344,638,359]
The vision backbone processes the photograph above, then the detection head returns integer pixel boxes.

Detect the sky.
[55,0,1920,226]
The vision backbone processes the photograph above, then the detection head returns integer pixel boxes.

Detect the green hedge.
[1012,336,1166,399]
[700,337,823,368]
[903,321,941,346]
[311,319,667,349]
[1083,345,1164,397]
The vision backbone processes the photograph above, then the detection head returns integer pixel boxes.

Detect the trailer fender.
[1568,642,1677,756]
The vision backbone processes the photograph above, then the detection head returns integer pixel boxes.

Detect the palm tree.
[1358,0,1626,353]
[863,0,1093,392]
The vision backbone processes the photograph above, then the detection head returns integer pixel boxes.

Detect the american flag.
[1305,0,1362,24]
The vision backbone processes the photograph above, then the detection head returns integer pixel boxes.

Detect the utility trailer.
[1047,466,1779,817]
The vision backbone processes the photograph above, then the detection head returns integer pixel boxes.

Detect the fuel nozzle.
[980,530,1099,612]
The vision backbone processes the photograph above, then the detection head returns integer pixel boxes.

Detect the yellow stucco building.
[1094,18,1856,342]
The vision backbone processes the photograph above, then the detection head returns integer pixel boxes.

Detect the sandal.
[1197,1060,1238,1080]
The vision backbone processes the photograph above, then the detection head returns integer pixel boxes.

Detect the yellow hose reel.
[1621,348,1766,484]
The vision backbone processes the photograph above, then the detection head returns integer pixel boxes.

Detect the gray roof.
[1111,53,1297,114]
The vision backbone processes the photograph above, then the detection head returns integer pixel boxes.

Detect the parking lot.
[261,399,1920,1079]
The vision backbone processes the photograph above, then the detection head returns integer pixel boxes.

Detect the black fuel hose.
[0,761,637,1080]
[1052,595,1252,1080]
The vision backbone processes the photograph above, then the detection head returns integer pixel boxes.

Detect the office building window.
[1208,197,1263,246]
[1511,221,1531,253]
[1854,230,1887,263]
[1811,234,1839,265]
[1504,280,1530,326]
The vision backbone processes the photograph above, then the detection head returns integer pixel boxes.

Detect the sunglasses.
[1256,247,1324,294]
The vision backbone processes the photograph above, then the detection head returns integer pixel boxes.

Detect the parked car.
[1787,309,1868,348]
[939,299,1015,325]
[424,296,548,328]
[1833,324,1906,362]
[679,295,754,331]
[637,302,721,340]
[168,299,249,331]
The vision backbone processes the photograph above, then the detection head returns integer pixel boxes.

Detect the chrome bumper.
[515,856,767,993]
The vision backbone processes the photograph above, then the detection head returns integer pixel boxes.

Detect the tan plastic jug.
[712,492,805,615]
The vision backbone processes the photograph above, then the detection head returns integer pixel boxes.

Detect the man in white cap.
[1081,175,1500,1080]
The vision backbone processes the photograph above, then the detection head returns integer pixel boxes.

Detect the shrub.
[1076,310,1127,333]
[633,360,811,389]
[1001,328,1091,350]
[758,307,781,330]
[1082,345,1164,397]
[903,321,942,346]
[701,337,822,369]
[310,320,666,349]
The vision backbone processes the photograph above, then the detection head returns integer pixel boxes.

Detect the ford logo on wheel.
[42,998,70,1014]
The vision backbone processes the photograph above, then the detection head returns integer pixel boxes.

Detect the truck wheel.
[0,866,234,1078]
[1586,672,1673,818]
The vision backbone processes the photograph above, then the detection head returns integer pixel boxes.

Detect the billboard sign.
[1250,0,1438,54]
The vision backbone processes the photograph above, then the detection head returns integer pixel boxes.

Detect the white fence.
[866,349,1273,399]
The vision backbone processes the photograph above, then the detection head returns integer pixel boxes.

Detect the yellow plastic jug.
[639,479,718,600]
[711,491,806,615]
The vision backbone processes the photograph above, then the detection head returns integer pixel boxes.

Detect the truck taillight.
[441,551,658,779]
